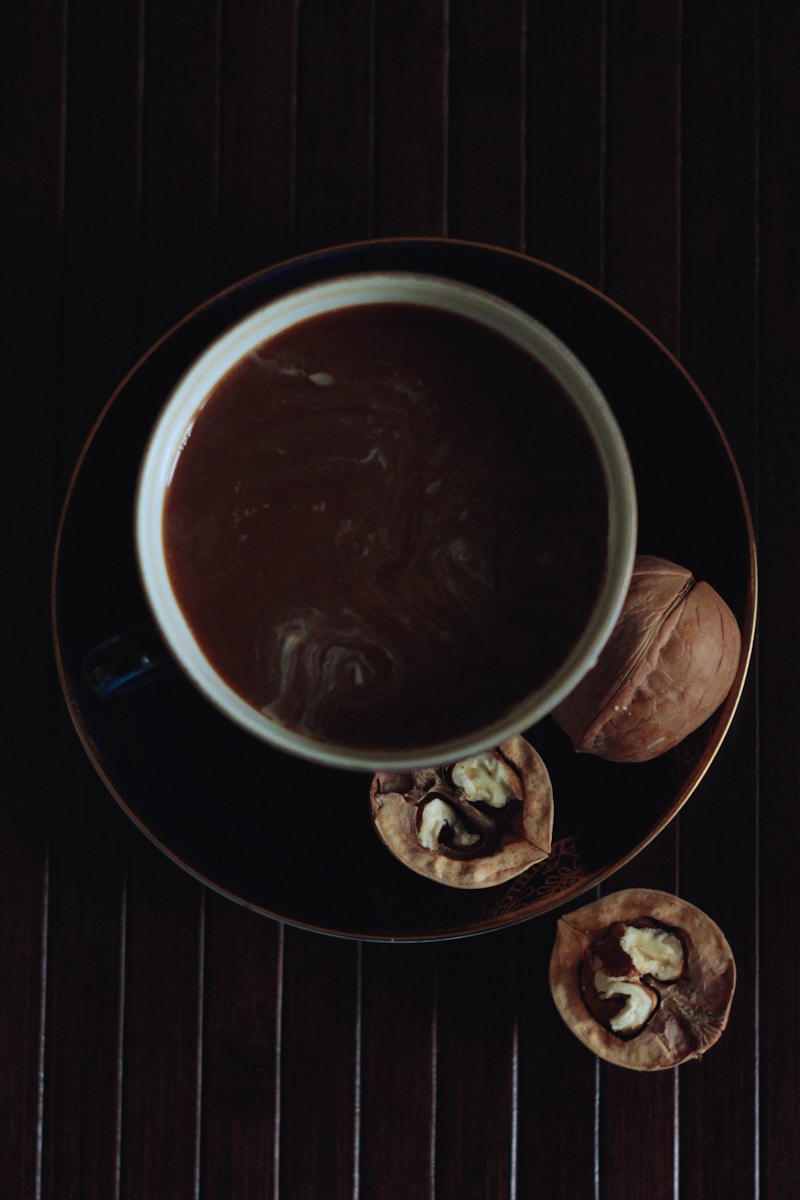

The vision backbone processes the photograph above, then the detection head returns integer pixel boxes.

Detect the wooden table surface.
[4,2,797,1197]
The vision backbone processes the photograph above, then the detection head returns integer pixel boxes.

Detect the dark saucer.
[52,238,756,941]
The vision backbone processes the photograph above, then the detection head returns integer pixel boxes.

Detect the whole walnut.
[552,555,741,762]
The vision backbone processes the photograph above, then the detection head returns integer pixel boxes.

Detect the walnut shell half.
[549,888,736,1070]
[369,735,553,889]
[553,555,741,762]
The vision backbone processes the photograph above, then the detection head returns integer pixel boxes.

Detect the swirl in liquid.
[163,304,608,750]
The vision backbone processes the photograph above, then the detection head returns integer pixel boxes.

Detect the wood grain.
[294,0,374,250]
[359,942,437,1198]
[677,5,760,1197]
[200,896,282,1196]
[447,0,527,249]
[3,1,786,1196]
[525,0,607,284]
[218,0,297,286]
[597,6,683,1194]
[373,0,448,238]
[139,0,221,343]
[604,0,682,351]
[119,841,204,1200]
[2,1,67,1194]
[758,3,800,1195]
[277,928,360,1197]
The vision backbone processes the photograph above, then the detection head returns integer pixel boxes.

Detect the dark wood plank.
[218,0,297,286]
[680,0,760,494]
[598,4,683,1194]
[758,3,800,1196]
[515,11,609,1194]
[59,0,144,467]
[118,840,204,1200]
[359,942,438,1198]
[521,9,683,1198]
[595,838,680,1200]
[110,13,220,1182]
[517,916,600,1198]
[40,726,129,1200]
[2,2,68,1194]
[44,13,212,1192]
[433,929,519,1199]
[604,0,682,351]
[373,0,448,237]
[200,895,282,1196]
[0,782,47,1200]
[139,0,222,343]
[525,1,607,285]
[675,715,760,1200]
[277,927,360,1197]
[677,5,760,1196]
[194,10,298,1191]
[293,0,374,251]
[447,0,526,248]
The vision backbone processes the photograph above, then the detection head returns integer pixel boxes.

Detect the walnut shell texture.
[549,888,736,1071]
[369,735,553,889]
[553,555,742,762]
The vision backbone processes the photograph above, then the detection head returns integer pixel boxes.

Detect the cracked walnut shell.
[553,555,742,762]
[549,888,736,1070]
[369,735,553,889]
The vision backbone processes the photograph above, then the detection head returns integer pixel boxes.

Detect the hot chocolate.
[162,302,609,751]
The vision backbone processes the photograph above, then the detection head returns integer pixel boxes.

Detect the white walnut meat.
[369,735,553,889]
[549,888,736,1070]
[552,555,742,762]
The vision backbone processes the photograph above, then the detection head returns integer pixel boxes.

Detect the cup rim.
[135,270,637,770]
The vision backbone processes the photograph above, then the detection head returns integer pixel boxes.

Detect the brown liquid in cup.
[163,303,609,752]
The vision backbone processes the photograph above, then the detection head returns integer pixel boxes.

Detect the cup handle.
[82,627,176,698]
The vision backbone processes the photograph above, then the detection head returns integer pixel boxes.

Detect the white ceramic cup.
[135,272,637,770]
